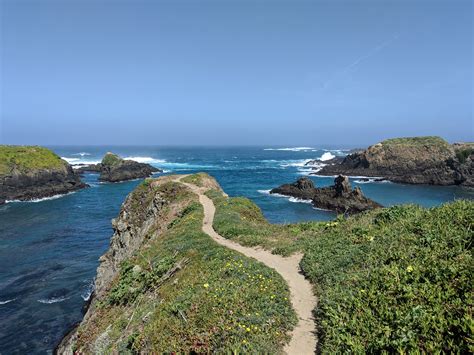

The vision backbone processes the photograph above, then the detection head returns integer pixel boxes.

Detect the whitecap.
[288,197,312,204]
[0,298,15,305]
[62,157,101,166]
[258,190,313,205]
[263,147,315,152]
[319,152,336,161]
[72,152,91,157]
[38,296,69,304]
[81,280,95,301]
[123,156,167,164]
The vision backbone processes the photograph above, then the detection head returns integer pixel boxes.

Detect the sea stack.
[0,145,87,204]
[271,176,382,214]
[77,152,162,183]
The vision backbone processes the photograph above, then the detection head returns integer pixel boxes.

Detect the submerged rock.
[316,137,474,187]
[271,176,381,214]
[0,145,87,204]
[77,152,162,183]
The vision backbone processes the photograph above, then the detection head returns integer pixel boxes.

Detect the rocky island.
[315,136,474,186]
[77,152,162,182]
[0,145,87,204]
[271,175,382,214]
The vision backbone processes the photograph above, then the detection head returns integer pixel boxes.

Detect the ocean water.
[0,146,472,353]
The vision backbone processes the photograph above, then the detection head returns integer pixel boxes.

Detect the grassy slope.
[0,145,67,175]
[203,174,473,353]
[73,179,296,353]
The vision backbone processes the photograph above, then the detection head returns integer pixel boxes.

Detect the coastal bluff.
[316,136,474,186]
[0,145,87,204]
[77,152,161,182]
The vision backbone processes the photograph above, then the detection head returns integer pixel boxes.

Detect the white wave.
[297,168,318,175]
[0,298,15,305]
[38,296,69,304]
[81,280,95,301]
[123,156,167,164]
[62,157,101,165]
[319,152,336,161]
[5,191,76,204]
[288,197,312,204]
[258,190,313,204]
[354,178,391,184]
[263,147,314,152]
[72,152,91,156]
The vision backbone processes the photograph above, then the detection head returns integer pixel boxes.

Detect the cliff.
[57,174,296,353]
[316,137,474,186]
[0,145,87,204]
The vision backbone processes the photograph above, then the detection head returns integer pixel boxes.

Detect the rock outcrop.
[0,146,87,204]
[271,176,382,214]
[316,137,474,186]
[77,153,162,182]
[56,176,195,353]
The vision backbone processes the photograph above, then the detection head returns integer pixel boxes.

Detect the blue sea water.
[0,146,472,353]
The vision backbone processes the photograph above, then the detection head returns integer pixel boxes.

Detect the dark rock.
[271,175,382,214]
[75,153,162,183]
[317,137,474,187]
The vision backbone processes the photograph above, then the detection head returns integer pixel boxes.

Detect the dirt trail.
[178,177,317,354]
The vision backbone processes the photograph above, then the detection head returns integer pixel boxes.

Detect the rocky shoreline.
[271,175,382,214]
[0,146,88,204]
[313,137,473,187]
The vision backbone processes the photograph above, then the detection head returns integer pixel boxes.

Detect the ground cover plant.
[73,179,296,353]
[202,173,474,353]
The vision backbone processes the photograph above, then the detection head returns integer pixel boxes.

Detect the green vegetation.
[380,136,450,148]
[0,145,67,175]
[74,179,296,353]
[302,200,473,353]
[456,147,474,163]
[182,172,207,187]
[101,152,123,166]
[199,172,474,353]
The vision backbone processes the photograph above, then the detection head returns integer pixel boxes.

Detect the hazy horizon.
[1,0,472,146]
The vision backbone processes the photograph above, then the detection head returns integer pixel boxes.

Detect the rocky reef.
[0,145,87,204]
[77,152,161,182]
[271,176,381,214]
[316,137,474,186]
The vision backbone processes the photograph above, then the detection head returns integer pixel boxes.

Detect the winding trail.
[178,177,317,354]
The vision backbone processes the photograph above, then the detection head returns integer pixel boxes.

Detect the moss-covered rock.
[318,136,474,186]
[0,145,87,203]
[77,152,161,183]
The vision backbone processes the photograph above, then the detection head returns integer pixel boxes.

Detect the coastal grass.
[380,136,450,148]
[74,179,296,353]
[0,145,66,175]
[196,174,474,353]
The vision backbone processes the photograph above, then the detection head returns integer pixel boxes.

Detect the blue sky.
[1,0,472,146]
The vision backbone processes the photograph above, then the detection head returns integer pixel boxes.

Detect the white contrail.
[321,34,399,90]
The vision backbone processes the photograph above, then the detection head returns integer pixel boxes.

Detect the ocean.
[1,146,472,353]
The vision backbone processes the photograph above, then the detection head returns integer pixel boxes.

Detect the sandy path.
[178,177,317,354]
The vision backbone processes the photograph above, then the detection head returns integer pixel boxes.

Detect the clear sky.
[1,0,472,146]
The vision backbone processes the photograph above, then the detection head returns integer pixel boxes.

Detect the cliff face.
[57,176,191,353]
[317,137,474,186]
[0,146,87,204]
